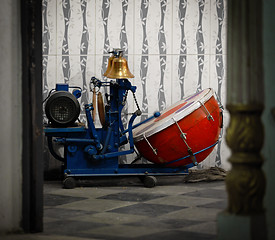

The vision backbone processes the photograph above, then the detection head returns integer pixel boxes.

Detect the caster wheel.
[143,176,157,188]
[63,177,76,189]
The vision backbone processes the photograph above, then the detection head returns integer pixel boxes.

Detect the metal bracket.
[143,134,158,155]
[199,101,214,121]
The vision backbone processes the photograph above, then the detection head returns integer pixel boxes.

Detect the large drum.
[133,88,223,167]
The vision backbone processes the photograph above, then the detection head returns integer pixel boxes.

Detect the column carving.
[226,104,265,215]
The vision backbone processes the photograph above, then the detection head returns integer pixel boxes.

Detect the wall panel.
[42,0,230,169]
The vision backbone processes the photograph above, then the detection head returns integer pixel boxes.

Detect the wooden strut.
[97,91,106,126]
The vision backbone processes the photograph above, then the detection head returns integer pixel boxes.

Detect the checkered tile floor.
[3,176,227,240]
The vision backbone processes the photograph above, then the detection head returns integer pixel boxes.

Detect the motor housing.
[45,91,80,127]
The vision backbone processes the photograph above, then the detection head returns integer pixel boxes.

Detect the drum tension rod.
[172,118,198,166]
[198,101,214,121]
[173,118,187,141]
[143,133,158,155]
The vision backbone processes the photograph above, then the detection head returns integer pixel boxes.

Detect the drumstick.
[97,92,105,126]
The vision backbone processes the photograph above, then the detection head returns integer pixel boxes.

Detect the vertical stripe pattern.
[178,0,187,99]
[101,0,111,81]
[140,0,149,122]
[62,0,71,83]
[158,0,167,111]
[196,0,205,92]
[120,0,129,54]
[80,0,89,121]
[215,0,225,166]
[120,0,129,128]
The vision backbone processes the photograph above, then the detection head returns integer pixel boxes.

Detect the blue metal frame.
[44,81,193,180]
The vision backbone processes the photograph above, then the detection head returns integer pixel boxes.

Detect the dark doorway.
[21,0,44,233]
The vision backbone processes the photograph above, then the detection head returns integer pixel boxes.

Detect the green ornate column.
[218,0,267,239]
[226,105,265,214]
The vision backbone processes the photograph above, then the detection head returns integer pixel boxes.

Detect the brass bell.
[106,56,134,79]
[103,55,114,77]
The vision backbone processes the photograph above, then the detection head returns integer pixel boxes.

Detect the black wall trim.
[21,0,43,233]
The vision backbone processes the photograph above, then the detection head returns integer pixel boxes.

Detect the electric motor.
[45,91,80,127]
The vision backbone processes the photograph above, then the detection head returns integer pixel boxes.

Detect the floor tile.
[43,216,60,223]
[131,230,216,240]
[3,180,227,240]
[47,186,126,198]
[185,181,225,189]
[182,188,227,199]
[81,225,163,239]
[161,206,222,222]
[43,220,109,236]
[73,211,148,225]
[145,195,219,207]
[97,192,167,202]
[211,183,227,191]
[44,194,88,206]
[56,198,136,212]
[127,185,201,196]
[108,203,187,217]
[124,218,204,229]
[198,199,228,209]
[0,234,99,240]
[44,208,97,219]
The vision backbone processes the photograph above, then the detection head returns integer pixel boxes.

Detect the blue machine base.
[44,126,192,180]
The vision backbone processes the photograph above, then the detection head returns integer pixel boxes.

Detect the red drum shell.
[133,89,222,167]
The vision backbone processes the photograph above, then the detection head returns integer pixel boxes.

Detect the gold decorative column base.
[225,104,266,214]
